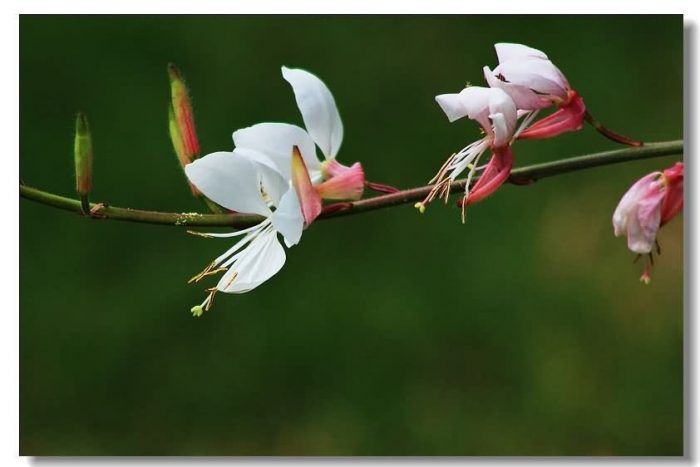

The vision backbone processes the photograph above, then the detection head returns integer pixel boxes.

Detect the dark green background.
[20,15,683,455]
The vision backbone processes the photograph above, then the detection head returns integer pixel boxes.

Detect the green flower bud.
[74,112,93,206]
[168,63,199,167]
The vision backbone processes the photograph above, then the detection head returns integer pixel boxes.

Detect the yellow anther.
[191,305,204,317]
[414,202,426,214]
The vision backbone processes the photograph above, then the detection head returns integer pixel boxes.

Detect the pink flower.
[612,162,683,282]
[483,43,586,141]
[417,86,519,220]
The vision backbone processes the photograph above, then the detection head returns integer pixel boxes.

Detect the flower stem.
[79,195,90,216]
[584,110,643,147]
[20,139,682,228]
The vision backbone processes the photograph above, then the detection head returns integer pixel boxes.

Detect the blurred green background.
[20,15,683,455]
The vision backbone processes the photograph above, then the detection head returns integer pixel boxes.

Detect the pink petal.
[517,92,586,140]
[612,172,661,237]
[316,161,365,200]
[660,162,684,226]
[291,145,322,225]
[463,146,514,206]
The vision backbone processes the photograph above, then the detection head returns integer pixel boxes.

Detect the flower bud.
[74,112,93,198]
[168,63,200,167]
[613,162,683,255]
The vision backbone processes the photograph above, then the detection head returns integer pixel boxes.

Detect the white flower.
[184,149,319,315]
[232,67,365,201]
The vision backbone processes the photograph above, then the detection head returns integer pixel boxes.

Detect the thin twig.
[19,140,683,228]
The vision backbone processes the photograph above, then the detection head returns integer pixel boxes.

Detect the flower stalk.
[22,140,682,228]
[584,110,643,147]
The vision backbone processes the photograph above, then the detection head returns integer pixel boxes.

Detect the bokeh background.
[20,15,683,455]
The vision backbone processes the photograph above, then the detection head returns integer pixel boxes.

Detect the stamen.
[191,291,216,317]
[186,218,272,239]
[639,270,651,285]
[637,254,655,285]
[428,154,457,184]
[437,179,452,204]
[188,265,228,284]
[187,230,215,238]
[222,271,239,290]
[514,110,541,139]
[419,138,489,214]
[204,287,218,311]
[463,151,486,200]
[460,194,468,224]
[188,261,217,284]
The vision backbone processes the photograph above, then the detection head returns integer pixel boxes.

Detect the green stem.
[20,140,683,228]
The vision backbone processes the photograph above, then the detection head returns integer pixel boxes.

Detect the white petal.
[456,87,493,118]
[216,230,286,294]
[490,113,511,148]
[233,122,321,179]
[271,189,304,247]
[484,66,550,111]
[436,90,492,123]
[255,160,291,207]
[494,60,569,99]
[488,90,517,144]
[494,43,549,63]
[436,86,517,140]
[234,147,281,174]
[435,93,469,122]
[282,66,344,159]
[612,172,661,237]
[625,205,659,254]
[184,152,271,217]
